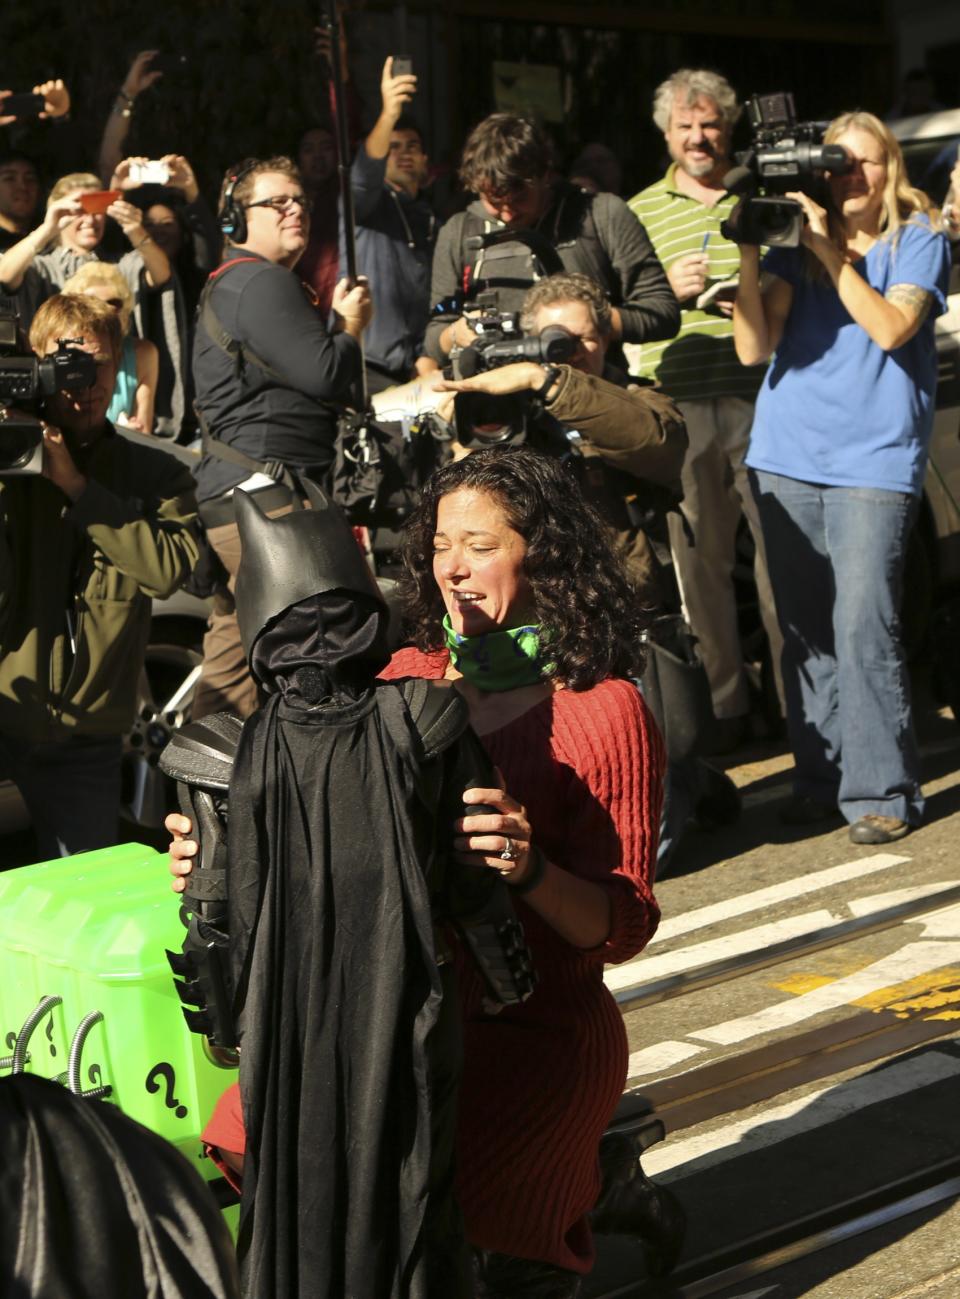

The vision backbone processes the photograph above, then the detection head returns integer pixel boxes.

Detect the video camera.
[441,292,578,448]
[0,312,97,474]
[720,92,852,247]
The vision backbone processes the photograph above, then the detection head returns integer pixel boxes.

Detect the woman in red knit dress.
[174,447,668,1297]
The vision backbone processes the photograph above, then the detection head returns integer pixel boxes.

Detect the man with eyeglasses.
[424,113,679,369]
[346,56,436,392]
[191,156,372,719]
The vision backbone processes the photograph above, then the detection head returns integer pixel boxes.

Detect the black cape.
[0,1074,239,1299]
[228,659,481,1299]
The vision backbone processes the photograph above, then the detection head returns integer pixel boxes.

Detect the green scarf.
[442,615,553,692]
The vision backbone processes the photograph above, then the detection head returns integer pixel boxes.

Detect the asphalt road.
[589,684,960,1298]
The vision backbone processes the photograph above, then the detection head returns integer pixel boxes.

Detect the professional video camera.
[441,291,579,448]
[720,92,852,247]
[0,312,98,474]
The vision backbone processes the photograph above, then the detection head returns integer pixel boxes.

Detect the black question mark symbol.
[45,1013,56,1058]
[145,1062,188,1119]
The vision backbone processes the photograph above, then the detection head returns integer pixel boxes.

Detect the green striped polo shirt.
[626,165,765,402]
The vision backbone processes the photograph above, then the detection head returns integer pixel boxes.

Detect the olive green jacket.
[0,427,199,742]
[543,364,687,604]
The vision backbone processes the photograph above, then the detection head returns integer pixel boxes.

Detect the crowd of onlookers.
[0,44,958,869]
[2,38,960,1299]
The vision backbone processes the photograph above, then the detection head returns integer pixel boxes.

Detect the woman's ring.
[499,837,519,862]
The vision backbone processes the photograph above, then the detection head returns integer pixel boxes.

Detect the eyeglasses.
[245,194,313,215]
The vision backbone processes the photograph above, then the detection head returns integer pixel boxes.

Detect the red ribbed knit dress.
[202,647,663,1275]
[382,648,663,1275]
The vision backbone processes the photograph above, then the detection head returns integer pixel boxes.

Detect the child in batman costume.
[162,485,535,1299]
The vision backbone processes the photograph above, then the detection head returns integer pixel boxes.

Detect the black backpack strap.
[197,257,290,386]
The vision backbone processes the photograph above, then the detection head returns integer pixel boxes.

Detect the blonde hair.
[823,111,936,247]
[28,293,122,365]
[47,172,101,207]
[62,262,134,334]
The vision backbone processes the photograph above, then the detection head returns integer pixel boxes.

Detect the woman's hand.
[162,154,199,203]
[787,190,836,263]
[165,811,197,894]
[110,156,149,192]
[108,197,147,240]
[455,773,540,888]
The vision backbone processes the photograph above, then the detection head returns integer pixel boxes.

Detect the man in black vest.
[424,114,679,368]
[191,155,372,718]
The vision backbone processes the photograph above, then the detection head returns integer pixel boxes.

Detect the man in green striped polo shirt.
[627,69,784,750]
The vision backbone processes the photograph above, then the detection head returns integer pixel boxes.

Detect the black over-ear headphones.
[219,160,257,244]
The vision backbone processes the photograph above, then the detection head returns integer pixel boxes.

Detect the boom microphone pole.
[321,0,368,407]
[323,0,358,285]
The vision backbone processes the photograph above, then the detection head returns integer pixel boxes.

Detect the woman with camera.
[734,111,951,844]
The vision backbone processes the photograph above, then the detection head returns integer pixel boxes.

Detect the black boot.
[590,1132,686,1277]
[472,1250,583,1298]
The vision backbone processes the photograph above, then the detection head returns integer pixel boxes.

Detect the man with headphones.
[191,155,373,719]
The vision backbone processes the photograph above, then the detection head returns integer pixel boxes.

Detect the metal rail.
[614,883,960,1014]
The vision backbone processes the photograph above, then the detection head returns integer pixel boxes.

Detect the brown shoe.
[849,814,911,844]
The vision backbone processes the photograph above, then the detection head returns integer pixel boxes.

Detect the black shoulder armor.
[397,677,470,759]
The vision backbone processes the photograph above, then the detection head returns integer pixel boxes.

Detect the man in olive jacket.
[437,272,687,605]
[0,294,198,859]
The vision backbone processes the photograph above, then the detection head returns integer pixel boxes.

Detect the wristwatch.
[534,365,563,403]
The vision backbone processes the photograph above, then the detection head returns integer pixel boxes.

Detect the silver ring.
[499,837,519,862]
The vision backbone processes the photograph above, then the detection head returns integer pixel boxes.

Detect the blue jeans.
[750,470,924,826]
[0,733,122,860]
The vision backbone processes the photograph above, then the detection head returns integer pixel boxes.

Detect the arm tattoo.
[886,283,934,322]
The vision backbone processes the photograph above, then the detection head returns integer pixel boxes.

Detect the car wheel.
[120,618,205,832]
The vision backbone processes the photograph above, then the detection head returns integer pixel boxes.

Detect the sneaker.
[849,814,911,844]
[778,795,838,826]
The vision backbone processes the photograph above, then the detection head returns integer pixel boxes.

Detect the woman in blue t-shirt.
[733,110,951,845]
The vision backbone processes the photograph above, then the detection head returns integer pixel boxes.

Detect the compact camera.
[128,160,171,186]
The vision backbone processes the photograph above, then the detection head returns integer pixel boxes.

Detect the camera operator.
[0,294,199,860]
[190,156,372,720]
[424,114,678,368]
[734,111,950,844]
[437,272,686,605]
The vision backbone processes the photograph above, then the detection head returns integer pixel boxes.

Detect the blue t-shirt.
[746,218,951,495]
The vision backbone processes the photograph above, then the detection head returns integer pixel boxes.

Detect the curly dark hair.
[398,447,649,691]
